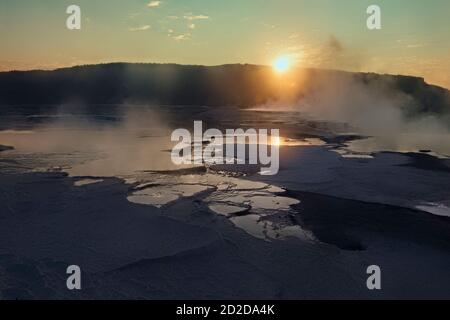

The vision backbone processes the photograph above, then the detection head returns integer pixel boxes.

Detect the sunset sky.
[1,0,449,88]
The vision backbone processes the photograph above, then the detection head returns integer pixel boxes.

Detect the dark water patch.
[321,134,368,146]
[286,190,450,251]
[140,166,206,175]
[395,152,450,172]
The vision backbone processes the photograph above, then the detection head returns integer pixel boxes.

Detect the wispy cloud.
[147,1,161,8]
[163,13,209,40]
[262,23,276,29]
[184,14,210,21]
[407,43,426,48]
[172,33,191,41]
[129,25,151,32]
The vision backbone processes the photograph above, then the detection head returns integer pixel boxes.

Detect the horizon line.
[0,61,447,90]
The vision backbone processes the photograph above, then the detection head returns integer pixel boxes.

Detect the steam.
[0,105,194,176]
[297,73,449,136]
[298,36,450,137]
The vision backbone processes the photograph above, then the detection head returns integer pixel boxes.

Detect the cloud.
[407,43,425,48]
[184,14,210,21]
[129,25,151,32]
[172,34,190,41]
[147,1,161,8]
[262,23,276,29]
[188,23,195,29]
[167,15,179,20]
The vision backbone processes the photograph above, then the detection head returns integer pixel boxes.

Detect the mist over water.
[301,75,448,134]
[256,72,450,157]
[0,106,197,176]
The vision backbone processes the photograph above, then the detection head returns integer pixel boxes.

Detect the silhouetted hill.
[0,63,449,117]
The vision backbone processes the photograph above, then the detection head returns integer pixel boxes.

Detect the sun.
[272,56,291,73]
[271,135,281,146]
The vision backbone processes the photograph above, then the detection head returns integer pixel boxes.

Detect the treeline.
[0,63,448,117]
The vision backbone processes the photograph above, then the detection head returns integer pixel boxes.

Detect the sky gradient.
[1,0,449,88]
